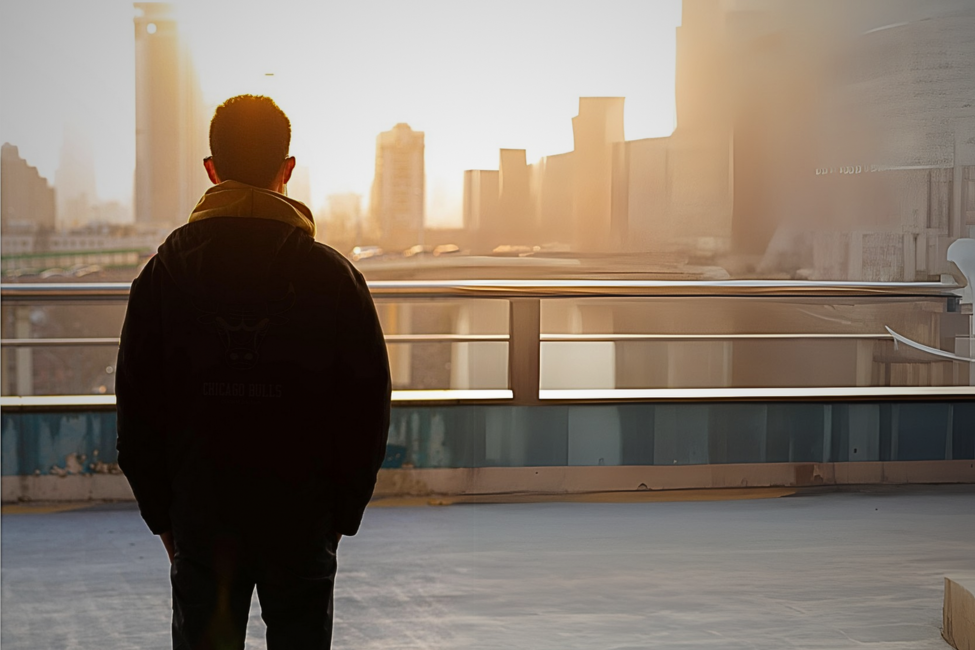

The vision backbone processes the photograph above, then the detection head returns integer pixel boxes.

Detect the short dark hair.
[209,95,291,188]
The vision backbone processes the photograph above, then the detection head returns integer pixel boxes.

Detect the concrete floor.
[2,487,974,649]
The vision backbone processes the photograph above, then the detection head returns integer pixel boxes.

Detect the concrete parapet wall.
[373,460,975,497]
[944,576,975,650]
[2,474,134,503]
[4,460,973,504]
[7,402,975,477]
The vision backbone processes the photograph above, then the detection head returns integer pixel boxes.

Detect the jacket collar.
[188,180,316,237]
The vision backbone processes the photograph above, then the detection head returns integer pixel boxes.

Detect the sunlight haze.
[1,0,680,226]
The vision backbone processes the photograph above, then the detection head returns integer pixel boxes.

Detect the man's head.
[205,95,295,192]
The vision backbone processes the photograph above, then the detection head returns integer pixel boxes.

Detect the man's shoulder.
[131,253,164,291]
[301,240,366,293]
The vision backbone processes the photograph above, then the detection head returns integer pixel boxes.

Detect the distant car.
[492,245,536,257]
[404,244,436,258]
[3,268,38,279]
[38,268,66,279]
[350,245,383,262]
[72,265,103,278]
[433,244,461,256]
[537,242,571,253]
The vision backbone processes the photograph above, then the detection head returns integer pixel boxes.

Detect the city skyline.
[2,0,971,284]
[0,0,681,227]
[453,0,975,274]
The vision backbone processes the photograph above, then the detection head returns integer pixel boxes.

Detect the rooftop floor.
[2,487,974,649]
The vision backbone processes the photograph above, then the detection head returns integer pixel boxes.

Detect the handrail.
[3,281,969,405]
[2,386,972,410]
[0,334,510,347]
[541,333,894,341]
[538,386,975,401]
[0,279,963,302]
[3,333,902,348]
[0,391,514,409]
[0,337,121,347]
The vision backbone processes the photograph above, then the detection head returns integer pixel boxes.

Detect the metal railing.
[0,279,965,302]
[2,280,973,408]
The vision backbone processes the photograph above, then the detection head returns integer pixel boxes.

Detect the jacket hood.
[188,180,316,237]
[154,182,317,307]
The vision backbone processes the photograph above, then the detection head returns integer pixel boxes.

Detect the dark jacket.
[116,184,391,540]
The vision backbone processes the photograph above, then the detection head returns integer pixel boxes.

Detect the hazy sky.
[1,0,681,226]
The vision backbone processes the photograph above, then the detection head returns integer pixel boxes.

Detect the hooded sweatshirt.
[116,182,391,539]
[188,180,317,238]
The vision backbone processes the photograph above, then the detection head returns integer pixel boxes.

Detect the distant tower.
[55,124,97,229]
[369,123,425,250]
[498,149,531,245]
[133,3,208,228]
[462,170,499,234]
[571,97,625,251]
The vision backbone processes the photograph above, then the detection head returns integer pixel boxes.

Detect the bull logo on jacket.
[197,284,295,371]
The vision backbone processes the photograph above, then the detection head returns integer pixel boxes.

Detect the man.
[116,94,391,649]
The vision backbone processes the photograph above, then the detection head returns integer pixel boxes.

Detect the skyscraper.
[1,143,56,234]
[713,0,975,277]
[55,124,97,229]
[498,149,532,245]
[613,0,975,279]
[464,98,626,253]
[462,170,499,234]
[570,97,625,251]
[369,123,425,250]
[133,2,208,228]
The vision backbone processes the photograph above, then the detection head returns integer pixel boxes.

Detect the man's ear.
[281,156,296,186]
[204,157,221,184]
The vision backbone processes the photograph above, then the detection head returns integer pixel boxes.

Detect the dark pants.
[171,531,337,650]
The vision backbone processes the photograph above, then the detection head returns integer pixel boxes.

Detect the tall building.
[88,200,133,225]
[570,98,626,251]
[1,143,56,235]
[369,123,425,250]
[462,170,499,234]
[612,0,974,278]
[531,151,574,246]
[710,0,975,278]
[464,99,626,253]
[462,154,534,253]
[323,192,364,248]
[133,2,208,228]
[498,149,532,245]
[608,0,735,257]
[55,124,98,229]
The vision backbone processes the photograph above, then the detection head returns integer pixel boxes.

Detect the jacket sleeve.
[330,270,392,536]
[116,260,172,535]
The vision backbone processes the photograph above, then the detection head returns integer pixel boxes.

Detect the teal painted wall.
[2,402,973,477]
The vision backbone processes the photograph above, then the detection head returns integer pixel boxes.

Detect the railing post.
[509,298,540,404]
[15,306,33,396]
